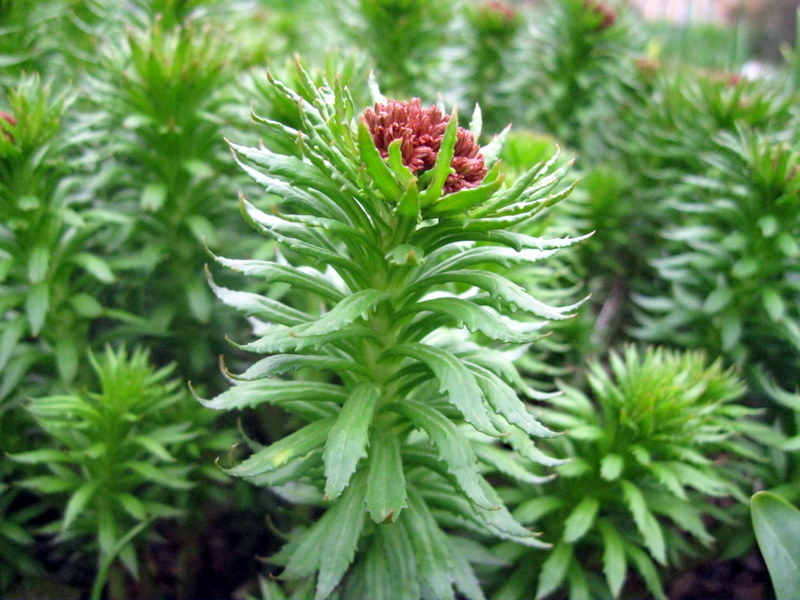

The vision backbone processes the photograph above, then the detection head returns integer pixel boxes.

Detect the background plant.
[493,345,760,600]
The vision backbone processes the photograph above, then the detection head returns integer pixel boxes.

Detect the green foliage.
[11,346,229,597]
[752,491,800,600]
[521,0,642,152]
[494,346,758,599]
[335,0,458,98]
[201,63,584,598]
[86,16,250,375]
[0,75,116,395]
[633,118,800,393]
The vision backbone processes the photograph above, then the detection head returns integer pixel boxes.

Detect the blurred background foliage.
[1,0,798,598]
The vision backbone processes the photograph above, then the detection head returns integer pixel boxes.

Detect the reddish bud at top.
[0,111,16,142]
[584,0,616,30]
[362,98,487,195]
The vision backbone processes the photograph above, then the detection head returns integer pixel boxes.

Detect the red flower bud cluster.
[362,98,487,195]
[0,111,16,142]
[584,0,616,31]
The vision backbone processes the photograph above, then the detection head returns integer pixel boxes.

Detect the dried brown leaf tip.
[584,0,616,31]
[362,98,487,195]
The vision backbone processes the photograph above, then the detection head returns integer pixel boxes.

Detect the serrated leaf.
[426,163,503,217]
[598,519,627,598]
[211,254,344,303]
[390,399,497,510]
[227,418,336,478]
[406,298,541,343]
[242,289,387,353]
[536,540,573,599]
[621,480,666,564]
[624,542,666,600]
[366,433,407,523]
[388,343,498,435]
[600,454,624,480]
[235,354,366,380]
[408,269,580,321]
[196,379,346,412]
[448,536,486,600]
[421,107,458,205]
[563,497,600,543]
[405,487,456,600]
[323,383,380,500]
[471,366,556,437]
[315,475,368,600]
[751,492,800,600]
[377,520,420,600]
[207,269,310,326]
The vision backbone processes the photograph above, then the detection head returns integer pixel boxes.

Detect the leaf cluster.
[494,345,759,600]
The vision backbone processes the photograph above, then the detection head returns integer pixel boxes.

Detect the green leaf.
[388,343,499,435]
[315,475,368,600]
[211,254,343,303]
[426,163,503,217]
[600,454,624,480]
[514,496,565,524]
[624,542,666,600]
[366,432,407,523]
[0,316,25,371]
[390,399,497,510]
[598,519,627,599]
[751,491,800,600]
[762,289,786,322]
[405,487,456,600]
[471,366,556,437]
[421,107,458,205]
[536,540,572,599]
[405,298,541,343]
[27,244,50,284]
[227,418,336,478]
[25,283,49,335]
[407,270,580,321]
[323,383,380,500]
[63,481,99,531]
[235,354,367,380]
[206,269,310,326]
[55,336,79,383]
[72,253,115,283]
[621,480,666,564]
[448,536,486,600]
[186,277,212,323]
[196,380,346,412]
[141,183,166,211]
[379,521,421,600]
[358,120,403,200]
[563,497,600,543]
[125,462,193,490]
[241,289,388,354]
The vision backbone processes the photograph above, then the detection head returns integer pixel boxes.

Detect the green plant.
[522,0,642,152]
[87,17,249,377]
[0,75,118,397]
[461,0,524,134]
[633,125,800,395]
[199,63,584,599]
[493,346,759,600]
[752,491,800,600]
[11,346,230,599]
[335,0,458,98]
